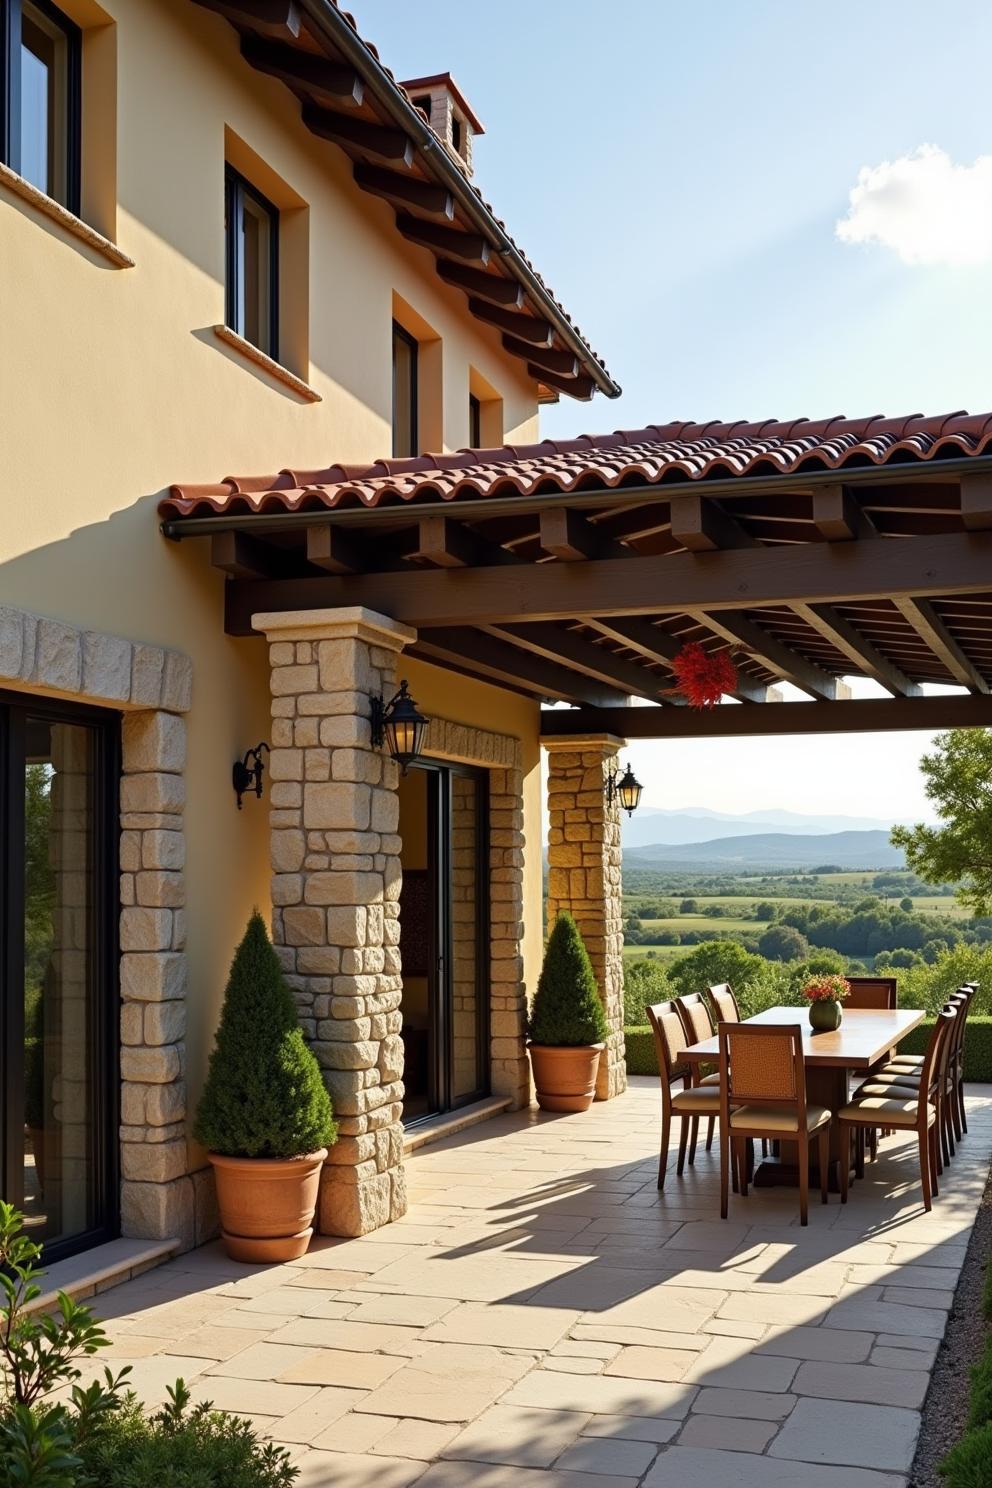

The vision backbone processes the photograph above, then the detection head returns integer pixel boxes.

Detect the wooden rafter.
[302,106,413,166]
[398,216,490,264]
[811,485,877,541]
[504,336,578,378]
[411,515,517,569]
[468,300,553,347]
[697,610,840,701]
[192,0,301,40]
[435,261,524,307]
[239,34,363,107]
[893,597,990,693]
[353,164,452,218]
[415,628,628,707]
[791,603,921,697]
[539,507,628,562]
[582,617,771,705]
[486,623,668,703]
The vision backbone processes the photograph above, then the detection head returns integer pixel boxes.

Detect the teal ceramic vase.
[808,999,842,1033]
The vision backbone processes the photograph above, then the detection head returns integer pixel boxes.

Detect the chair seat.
[672,1085,722,1114]
[840,1095,935,1129]
[700,1072,721,1086]
[857,1071,921,1092]
[855,1080,921,1100]
[730,1102,830,1134]
[886,1054,925,1069]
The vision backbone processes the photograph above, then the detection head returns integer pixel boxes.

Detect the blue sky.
[358,1,992,825]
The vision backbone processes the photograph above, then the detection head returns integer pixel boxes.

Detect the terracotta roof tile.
[161,408,992,521]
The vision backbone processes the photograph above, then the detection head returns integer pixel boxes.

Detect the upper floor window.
[2,0,80,210]
[225,165,279,359]
[392,321,418,458]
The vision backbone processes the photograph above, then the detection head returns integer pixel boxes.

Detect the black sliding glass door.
[398,761,489,1123]
[1,693,119,1261]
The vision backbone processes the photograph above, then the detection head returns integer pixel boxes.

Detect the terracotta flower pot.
[208,1149,327,1263]
[808,999,843,1033]
[528,1042,604,1113]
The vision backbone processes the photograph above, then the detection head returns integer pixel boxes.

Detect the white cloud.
[836,144,992,266]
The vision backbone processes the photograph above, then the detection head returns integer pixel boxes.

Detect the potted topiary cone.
[194,911,337,1263]
[528,913,609,1112]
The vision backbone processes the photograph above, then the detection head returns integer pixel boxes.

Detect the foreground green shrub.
[624,959,670,1027]
[941,1419,992,1486]
[529,914,608,1047]
[0,1202,298,1487]
[194,911,336,1158]
[79,1381,297,1487]
[966,1348,992,1433]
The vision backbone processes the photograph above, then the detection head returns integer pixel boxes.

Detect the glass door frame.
[406,759,490,1124]
[0,688,120,1263]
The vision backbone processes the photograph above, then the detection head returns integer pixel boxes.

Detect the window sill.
[0,163,133,268]
[212,325,321,403]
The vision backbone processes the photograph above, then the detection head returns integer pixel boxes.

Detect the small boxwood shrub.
[194,911,336,1159]
[625,1016,992,1082]
[529,913,609,1047]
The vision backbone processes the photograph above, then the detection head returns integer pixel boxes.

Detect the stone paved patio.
[84,1077,992,1486]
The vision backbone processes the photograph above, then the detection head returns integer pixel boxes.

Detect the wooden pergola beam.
[412,515,517,569]
[239,34,363,107]
[670,493,757,552]
[793,603,921,697]
[224,529,992,633]
[211,530,288,579]
[812,485,877,541]
[961,471,992,531]
[540,693,992,740]
[893,597,990,693]
[539,507,628,562]
[583,616,771,705]
[415,628,628,707]
[487,623,668,703]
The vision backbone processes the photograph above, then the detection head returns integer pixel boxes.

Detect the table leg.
[752,1067,852,1192]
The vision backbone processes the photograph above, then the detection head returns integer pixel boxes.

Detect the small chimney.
[401,73,485,177]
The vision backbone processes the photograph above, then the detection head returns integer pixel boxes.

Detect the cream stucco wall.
[0,0,543,1132]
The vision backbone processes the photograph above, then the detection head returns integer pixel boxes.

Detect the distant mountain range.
[620,805,919,850]
[624,829,905,872]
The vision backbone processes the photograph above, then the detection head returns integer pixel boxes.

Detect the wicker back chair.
[646,1001,721,1190]
[717,1021,830,1226]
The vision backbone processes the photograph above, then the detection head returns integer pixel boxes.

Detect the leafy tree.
[753,902,776,921]
[529,914,609,1047]
[679,899,698,914]
[665,941,770,1003]
[623,958,670,1026]
[899,896,913,912]
[886,948,923,968]
[758,924,809,962]
[891,729,992,915]
[194,913,336,1158]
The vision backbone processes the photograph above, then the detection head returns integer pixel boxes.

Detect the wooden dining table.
[682,1005,927,1190]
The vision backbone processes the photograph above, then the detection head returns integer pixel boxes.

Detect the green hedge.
[624,1015,992,1082]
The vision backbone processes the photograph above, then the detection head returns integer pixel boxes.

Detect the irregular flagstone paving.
[85,1077,991,1486]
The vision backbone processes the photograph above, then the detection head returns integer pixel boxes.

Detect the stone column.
[545,735,627,1101]
[488,764,529,1108]
[254,607,415,1238]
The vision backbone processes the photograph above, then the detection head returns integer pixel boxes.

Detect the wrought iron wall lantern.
[370,680,428,774]
[606,759,643,817]
[233,741,270,809]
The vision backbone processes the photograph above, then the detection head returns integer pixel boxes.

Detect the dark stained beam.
[224,530,992,634]
[504,336,578,378]
[811,485,877,541]
[669,493,758,552]
[540,693,992,741]
[415,629,628,707]
[397,216,491,264]
[539,507,628,562]
[961,471,992,531]
[306,524,372,574]
[692,611,840,701]
[436,261,524,307]
[303,106,414,166]
[211,530,288,579]
[792,603,921,697]
[527,365,595,400]
[488,623,667,703]
[239,34,363,106]
[412,515,517,568]
[467,299,553,347]
[583,617,771,705]
[192,0,301,40]
[893,597,990,693]
[354,164,452,217]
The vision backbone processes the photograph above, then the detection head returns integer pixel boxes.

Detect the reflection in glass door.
[397,762,489,1123]
[2,695,119,1260]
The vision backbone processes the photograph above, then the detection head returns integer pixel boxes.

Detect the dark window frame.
[392,320,419,458]
[1,0,81,213]
[469,393,481,448]
[0,689,119,1265]
[225,163,280,360]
